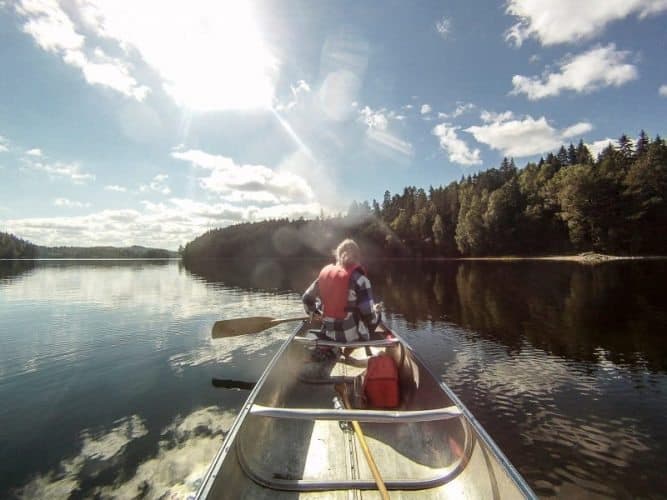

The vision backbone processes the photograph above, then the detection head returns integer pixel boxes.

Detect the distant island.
[0,232,177,259]
[182,132,666,261]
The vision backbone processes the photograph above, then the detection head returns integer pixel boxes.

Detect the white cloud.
[420,104,432,115]
[439,102,475,119]
[358,106,389,130]
[466,114,594,157]
[22,158,95,184]
[63,49,150,101]
[432,123,482,165]
[2,192,325,250]
[0,136,8,153]
[505,0,667,46]
[511,44,638,100]
[660,85,667,97]
[435,17,452,38]
[357,106,414,158]
[104,185,127,192]
[15,0,149,101]
[16,0,84,52]
[292,80,311,95]
[26,148,43,157]
[3,203,232,249]
[275,79,311,111]
[54,198,91,208]
[15,1,278,110]
[587,138,616,157]
[171,149,315,203]
[562,122,594,138]
[140,174,171,195]
[480,110,514,123]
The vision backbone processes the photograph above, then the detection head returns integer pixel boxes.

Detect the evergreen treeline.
[183,131,667,259]
[0,232,38,259]
[0,231,175,258]
[37,245,175,258]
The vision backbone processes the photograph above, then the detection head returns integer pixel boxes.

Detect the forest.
[0,232,174,259]
[0,232,37,259]
[182,131,667,260]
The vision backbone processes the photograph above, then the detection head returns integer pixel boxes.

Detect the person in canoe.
[302,238,381,359]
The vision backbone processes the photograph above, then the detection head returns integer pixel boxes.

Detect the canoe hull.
[197,320,535,499]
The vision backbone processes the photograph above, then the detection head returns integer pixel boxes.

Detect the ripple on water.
[397,319,663,498]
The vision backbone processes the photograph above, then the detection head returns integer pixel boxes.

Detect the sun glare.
[89,1,277,111]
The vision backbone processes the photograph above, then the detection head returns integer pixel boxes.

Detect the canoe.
[197,319,536,499]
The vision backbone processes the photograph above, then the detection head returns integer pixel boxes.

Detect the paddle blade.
[212,316,276,338]
[211,316,308,338]
[211,378,256,390]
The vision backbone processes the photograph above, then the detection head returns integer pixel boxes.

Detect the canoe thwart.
[249,403,463,423]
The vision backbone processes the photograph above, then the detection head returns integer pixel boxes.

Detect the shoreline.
[453,252,666,263]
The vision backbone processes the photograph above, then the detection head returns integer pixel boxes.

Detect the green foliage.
[36,245,174,258]
[0,232,175,259]
[182,131,667,259]
[0,232,37,259]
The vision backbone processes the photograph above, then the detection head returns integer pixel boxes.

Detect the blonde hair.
[335,239,361,267]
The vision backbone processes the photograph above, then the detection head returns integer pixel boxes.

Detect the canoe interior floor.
[203,328,533,499]
[230,348,468,499]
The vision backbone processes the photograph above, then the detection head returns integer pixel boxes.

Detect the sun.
[90,1,278,112]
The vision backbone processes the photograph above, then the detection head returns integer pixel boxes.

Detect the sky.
[0,0,666,250]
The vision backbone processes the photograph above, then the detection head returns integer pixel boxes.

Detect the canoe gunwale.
[195,320,307,500]
[397,334,538,499]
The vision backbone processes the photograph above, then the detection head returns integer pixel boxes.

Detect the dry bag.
[363,354,400,408]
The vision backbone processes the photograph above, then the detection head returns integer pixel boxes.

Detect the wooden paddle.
[211,316,308,339]
[335,383,390,500]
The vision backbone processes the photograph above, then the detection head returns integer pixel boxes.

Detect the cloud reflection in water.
[17,407,235,499]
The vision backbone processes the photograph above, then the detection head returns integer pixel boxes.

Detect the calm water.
[1,259,666,498]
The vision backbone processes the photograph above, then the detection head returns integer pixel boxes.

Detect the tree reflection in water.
[366,260,667,373]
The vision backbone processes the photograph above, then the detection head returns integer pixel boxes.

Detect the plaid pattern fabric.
[303,268,377,342]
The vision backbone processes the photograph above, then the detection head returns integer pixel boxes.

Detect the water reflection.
[2,258,666,498]
[183,257,323,292]
[185,258,667,373]
[15,408,235,499]
[183,257,667,497]
[0,260,36,282]
[0,260,302,498]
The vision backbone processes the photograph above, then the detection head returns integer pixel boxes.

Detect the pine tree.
[636,130,649,158]
[567,143,578,165]
[576,139,593,165]
[618,134,634,164]
[556,146,569,166]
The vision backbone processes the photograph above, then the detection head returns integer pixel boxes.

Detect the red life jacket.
[318,263,361,319]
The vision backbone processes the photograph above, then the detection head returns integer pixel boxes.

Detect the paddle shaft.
[337,385,390,500]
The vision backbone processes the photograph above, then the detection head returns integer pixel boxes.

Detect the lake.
[1,258,666,498]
